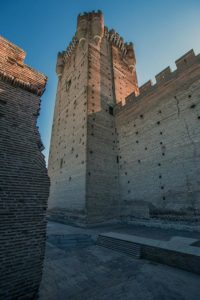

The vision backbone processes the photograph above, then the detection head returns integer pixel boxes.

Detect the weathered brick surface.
[48,11,138,224]
[48,35,88,224]
[116,50,200,221]
[0,36,49,299]
[48,11,200,225]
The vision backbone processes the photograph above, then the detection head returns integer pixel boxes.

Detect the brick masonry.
[0,36,50,299]
[48,11,138,224]
[116,50,200,222]
[48,11,200,225]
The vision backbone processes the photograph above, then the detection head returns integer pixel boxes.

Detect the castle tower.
[48,11,138,225]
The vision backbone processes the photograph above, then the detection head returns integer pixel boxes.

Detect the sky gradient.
[1,0,200,161]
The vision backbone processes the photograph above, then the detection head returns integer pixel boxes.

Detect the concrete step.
[96,235,141,258]
[96,232,200,275]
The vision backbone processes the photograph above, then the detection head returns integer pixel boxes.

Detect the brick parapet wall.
[115,50,200,113]
[0,36,47,95]
[115,49,200,221]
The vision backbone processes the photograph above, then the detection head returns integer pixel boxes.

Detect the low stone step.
[96,235,141,258]
[96,232,200,275]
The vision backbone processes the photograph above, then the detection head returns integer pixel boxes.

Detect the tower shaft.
[48,11,138,224]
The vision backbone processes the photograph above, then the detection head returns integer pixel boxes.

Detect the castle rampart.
[116,49,200,110]
[115,49,200,221]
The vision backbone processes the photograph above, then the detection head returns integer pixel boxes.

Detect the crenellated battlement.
[175,49,196,69]
[56,11,137,78]
[155,66,171,83]
[104,27,136,63]
[76,10,104,45]
[56,36,79,77]
[56,11,104,72]
[65,36,79,59]
[78,10,103,20]
[104,27,127,56]
[139,80,152,94]
[115,49,200,112]
[63,36,78,61]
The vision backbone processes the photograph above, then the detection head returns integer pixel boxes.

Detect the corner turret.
[76,10,104,45]
[126,42,136,73]
[56,51,65,78]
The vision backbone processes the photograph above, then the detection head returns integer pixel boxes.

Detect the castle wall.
[116,50,200,221]
[48,39,88,223]
[0,36,49,299]
[48,11,200,225]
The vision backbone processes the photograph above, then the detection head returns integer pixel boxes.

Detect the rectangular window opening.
[109,106,114,116]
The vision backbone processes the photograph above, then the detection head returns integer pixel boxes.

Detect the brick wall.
[116,50,200,222]
[48,37,88,224]
[0,36,49,299]
[48,11,138,224]
[48,12,200,225]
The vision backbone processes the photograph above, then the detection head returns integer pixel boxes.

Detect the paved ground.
[39,222,200,300]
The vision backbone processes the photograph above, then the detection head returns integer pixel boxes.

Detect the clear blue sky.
[1,0,200,161]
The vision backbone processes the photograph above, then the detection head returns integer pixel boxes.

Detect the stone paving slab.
[40,243,200,300]
[39,221,200,299]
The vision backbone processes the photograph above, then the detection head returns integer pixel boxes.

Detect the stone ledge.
[98,232,200,274]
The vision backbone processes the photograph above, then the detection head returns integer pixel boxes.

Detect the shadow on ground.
[39,222,200,300]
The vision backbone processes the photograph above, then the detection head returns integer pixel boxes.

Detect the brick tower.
[48,11,138,225]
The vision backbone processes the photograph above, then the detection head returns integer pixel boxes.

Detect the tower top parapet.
[76,10,104,45]
[56,11,137,77]
[104,27,136,62]
[78,10,103,20]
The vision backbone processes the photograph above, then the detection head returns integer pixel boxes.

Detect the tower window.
[60,158,63,169]
[66,79,71,91]
[109,106,114,116]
